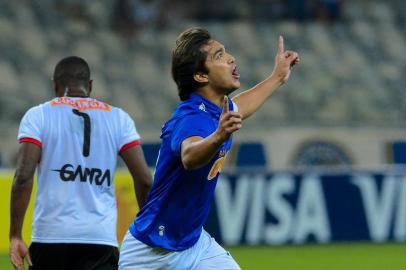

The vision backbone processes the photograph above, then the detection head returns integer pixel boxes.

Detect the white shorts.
[119,229,241,270]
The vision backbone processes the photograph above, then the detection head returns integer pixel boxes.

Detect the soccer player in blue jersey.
[119,27,299,269]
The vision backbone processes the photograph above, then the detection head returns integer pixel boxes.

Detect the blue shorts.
[119,229,241,270]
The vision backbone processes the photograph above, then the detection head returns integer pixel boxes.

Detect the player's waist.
[31,236,118,247]
[129,222,202,251]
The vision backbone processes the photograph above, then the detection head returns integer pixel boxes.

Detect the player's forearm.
[10,143,40,239]
[132,169,152,209]
[120,146,153,209]
[134,180,150,209]
[181,133,224,170]
[233,74,283,120]
[9,177,33,239]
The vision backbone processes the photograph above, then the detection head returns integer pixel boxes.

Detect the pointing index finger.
[278,35,284,54]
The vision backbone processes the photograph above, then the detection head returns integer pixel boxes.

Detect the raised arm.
[181,97,242,170]
[232,36,300,120]
[120,145,153,209]
[10,143,40,270]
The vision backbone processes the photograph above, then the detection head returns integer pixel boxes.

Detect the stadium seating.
[0,0,405,167]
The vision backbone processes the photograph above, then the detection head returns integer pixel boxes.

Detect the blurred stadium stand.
[0,0,405,168]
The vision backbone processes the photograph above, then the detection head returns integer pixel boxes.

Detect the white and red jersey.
[18,97,141,247]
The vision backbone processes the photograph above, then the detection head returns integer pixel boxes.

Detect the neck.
[67,93,89,98]
[195,87,225,107]
[56,93,89,98]
[56,87,89,98]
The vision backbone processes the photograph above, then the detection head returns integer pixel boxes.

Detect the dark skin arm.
[9,143,40,270]
[120,145,153,209]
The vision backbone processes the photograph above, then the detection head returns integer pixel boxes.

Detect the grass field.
[1,243,405,270]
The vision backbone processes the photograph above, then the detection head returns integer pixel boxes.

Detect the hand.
[10,238,32,270]
[272,36,300,84]
[215,96,243,142]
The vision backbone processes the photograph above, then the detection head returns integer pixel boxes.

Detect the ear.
[88,80,93,95]
[193,72,209,83]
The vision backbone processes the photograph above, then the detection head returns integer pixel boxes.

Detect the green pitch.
[227,243,405,270]
[1,243,405,270]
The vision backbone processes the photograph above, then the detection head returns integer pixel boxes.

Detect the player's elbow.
[181,151,204,170]
[12,177,34,192]
[182,155,208,170]
[13,170,34,187]
[143,175,153,188]
[181,156,195,170]
[181,145,194,170]
[136,170,153,188]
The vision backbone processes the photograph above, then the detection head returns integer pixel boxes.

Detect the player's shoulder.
[174,98,210,118]
[105,104,137,126]
[24,102,47,116]
[164,100,210,130]
[113,106,132,119]
[19,102,48,125]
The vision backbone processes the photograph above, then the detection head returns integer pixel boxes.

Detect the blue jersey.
[130,93,237,251]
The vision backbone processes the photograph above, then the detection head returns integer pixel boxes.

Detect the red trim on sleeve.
[19,137,42,148]
[119,140,141,154]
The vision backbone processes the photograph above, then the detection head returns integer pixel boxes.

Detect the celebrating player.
[119,28,299,269]
[9,56,152,270]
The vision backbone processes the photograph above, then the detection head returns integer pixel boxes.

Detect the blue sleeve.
[171,113,214,156]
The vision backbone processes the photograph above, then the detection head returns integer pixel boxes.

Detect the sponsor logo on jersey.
[53,164,111,186]
[51,97,111,111]
[208,150,228,180]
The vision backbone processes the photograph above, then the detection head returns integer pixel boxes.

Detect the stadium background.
[0,0,405,269]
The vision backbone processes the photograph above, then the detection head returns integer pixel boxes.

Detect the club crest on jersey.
[207,150,227,181]
[53,164,111,186]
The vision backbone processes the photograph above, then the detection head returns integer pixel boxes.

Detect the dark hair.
[53,56,91,88]
[171,27,211,101]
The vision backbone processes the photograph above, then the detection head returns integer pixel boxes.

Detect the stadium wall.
[139,128,406,171]
[1,168,405,253]
[206,170,406,245]
[232,128,406,170]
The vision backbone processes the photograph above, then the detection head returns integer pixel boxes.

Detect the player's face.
[202,40,240,94]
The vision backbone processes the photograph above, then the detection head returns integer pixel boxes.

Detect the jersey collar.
[190,93,230,118]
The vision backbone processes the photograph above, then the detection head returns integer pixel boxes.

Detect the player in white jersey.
[9,56,152,270]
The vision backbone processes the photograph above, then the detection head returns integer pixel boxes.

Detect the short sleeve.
[118,109,141,154]
[18,105,44,146]
[170,113,214,156]
[231,100,239,112]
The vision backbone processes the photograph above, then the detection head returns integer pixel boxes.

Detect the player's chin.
[232,80,241,90]
[228,77,240,88]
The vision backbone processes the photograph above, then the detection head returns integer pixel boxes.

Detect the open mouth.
[232,66,240,79]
